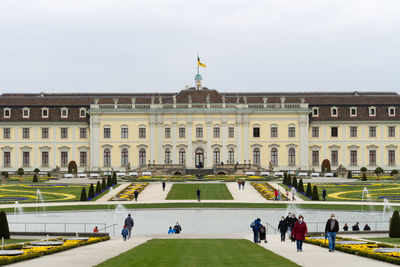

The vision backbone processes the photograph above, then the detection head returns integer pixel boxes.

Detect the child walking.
[122,225,129,241]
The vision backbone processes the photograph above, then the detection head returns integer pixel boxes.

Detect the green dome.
[194,74,203,81]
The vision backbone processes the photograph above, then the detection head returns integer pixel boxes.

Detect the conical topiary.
[101,178,107,190]
[80,187,87,201]
[88,184,95,199]
[283,172,288,183]
[107,175,112,187]
[95,181,102,194]
[390,211,400,238]
[287,175,292,187]
[112,174,117,185]
[292,177,298,189]
[347,170,352,178]
[361,173,367,181]
[0,211,10,239]
[32,174,38,183]
[306,183,312,197]
[312,185,320,201]
[298,179,304,193]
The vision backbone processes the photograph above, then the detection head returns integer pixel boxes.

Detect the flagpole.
[197,54,199,75]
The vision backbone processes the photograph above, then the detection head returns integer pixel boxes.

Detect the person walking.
[238,180,242,190]
[325,213,339,252]
[278,216,288,242]
[162,181,166,191]
[134,189,139,201]
[124,214,134,239]
[250,218,263,243]
[322,188,327,201]
[292,215,307,252]
[121,225,129,241]
[242,180,245,190]
[173,222,182,234]
[289,214,298,242]
[196,188,201,202]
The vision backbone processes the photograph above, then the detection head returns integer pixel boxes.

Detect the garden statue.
[337,164,347,177]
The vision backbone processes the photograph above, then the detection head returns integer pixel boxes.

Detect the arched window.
[213,148,220,164]
[139,148,146,166]
[165,148,171,164]
[271,148,278,165]
[179,148,186,165]
[228,148,234,164]
[80,109,86,117]
[104,148,111,166]
[253,148,260,165]
[121,148,129,166]
[288,148,295,166]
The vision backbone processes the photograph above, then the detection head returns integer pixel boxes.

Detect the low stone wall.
[10,231,109,237]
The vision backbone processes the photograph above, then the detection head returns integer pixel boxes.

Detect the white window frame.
[79,108,87,118]
[311,107,319,117]
[368,106,376,117]
[388,106,396,117]
[350,106,357,117]
[3,108,11,118]
[41,107,49,118]
[330,106,338,117]
[60,107,69,118]
[22,107,30,118]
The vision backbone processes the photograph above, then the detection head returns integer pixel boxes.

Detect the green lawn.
[166,183,233,200]
[96,239,299,267]
[367,237,400,245]
[3,238,36,245]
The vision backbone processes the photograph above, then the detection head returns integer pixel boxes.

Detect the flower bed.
[0,236,109,266]
[110,183,148,201]
[305,236,400,265]
[251,182,288,200]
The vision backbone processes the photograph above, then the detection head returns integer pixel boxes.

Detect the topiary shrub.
[311,185,320,201]
[80,187,87,201]
[68,161,78,174]
[390,211,400,238]
[107,175,112,187]
[17,168,24,176]
[95,181,102,194]
[1,171,9,178]
[375,167,383,177]
[101,178,107,190]
[391,169,398,176]
[360,167,367,172]
[283,172,288,182]
[298,178,304,193]
[112,172,117,185]
[34,168,40,174]
[287,175,292,187]
[361,173,367,181]
[0,210,10,239]
[321,159,331,173]
[292,177,298,189]
[88,184,95,199]
[47,172,51,178]
[305,183,312,197]
[282,175,287,185]
[347,170,352,178]
[32,174,38,183]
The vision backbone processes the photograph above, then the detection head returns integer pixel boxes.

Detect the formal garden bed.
[166,183,233,200]
[109,183,148,201]
[251,182,289,201]
[135,175,276,182]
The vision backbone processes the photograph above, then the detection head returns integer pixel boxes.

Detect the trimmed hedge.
[80,187,87,201]
[311,185,319,201]
[101,178,107,190]
[297,179,304,193]
[32,174,38,183]
[292,177,298,189]
[390,210,400,238]
[0,210,10,239]
[305,183,312,197]
[88,183,95,199]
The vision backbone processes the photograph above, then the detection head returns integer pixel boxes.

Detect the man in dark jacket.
[162,181,166,191]
[363,224,371,231]
[124,214,134,239]
[352,222,360,231]
[322,188,327,201]
[173,222,182,233]
[325,213,339,252]
[134,189,139,201]
[196,188,201,202]
[251,218,263,243]
[278,216,288,241]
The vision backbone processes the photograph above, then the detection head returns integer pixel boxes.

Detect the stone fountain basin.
[63,237,89,241]
[374,248,400,253]
[0,250,24,256]
[31,241,64,246]
[336,241,367,245]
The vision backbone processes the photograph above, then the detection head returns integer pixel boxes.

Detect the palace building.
[1,74,400,175]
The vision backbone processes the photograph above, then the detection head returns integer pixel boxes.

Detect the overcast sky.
[0,0,399,94]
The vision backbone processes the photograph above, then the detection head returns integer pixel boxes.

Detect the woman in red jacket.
[292,215,307,252]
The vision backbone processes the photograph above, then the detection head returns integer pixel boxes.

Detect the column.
[299,114,309,170]
[89,115,100,171]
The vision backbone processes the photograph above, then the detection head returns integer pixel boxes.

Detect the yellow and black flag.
[197,56,206,68]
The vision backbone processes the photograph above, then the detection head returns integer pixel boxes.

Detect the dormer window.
[60,107,68,118]
[312,107,319,117]
[331,106,338,117]
[41,108,49,118]
[79,108,86,118]
[3,108,11,118]
[368,106,376,117]
[22,107,30,118]
[388,106,396,116]
[350,107,357,117]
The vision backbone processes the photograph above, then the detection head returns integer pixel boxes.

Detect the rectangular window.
[253,127,260,138]
[369,126,376,137]
[350,126,357,138]
[80,128,87,139]
[42,128,49,139]
[165,128,171,139]
[288,127,295,138]
[331,127,338,137]
[389,150,395,165]
[121,128,129,138]
[3,152,10,167]
[213,127,220,138]
[61,151,68,166]
[388,126,395,137]
[350,150,357,166]
[3,128,10,139]
[23,151,30,167]
[196,127,203,138]
[139,128,146,138]
[311,127,319,138]
[80,151,87,166]
[331,150,338,166]
[369,150,376,166]
[312,151,319,165]
[179,127,185,138]
[228,127,234,138]
[270,127,278,138]
[61,128,68,139]
[42,151,49,166]
[22,128,30,139]
[104,128,111,139]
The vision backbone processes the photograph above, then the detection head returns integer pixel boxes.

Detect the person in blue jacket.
[121,225,128,241]
[168,226,175,234]
[251,218,263,243]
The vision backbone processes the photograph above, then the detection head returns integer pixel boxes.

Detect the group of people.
[274,189,295,201]
[342,222,371,231]
[168,222,182,234]
[237,180,246,190]
[121,214,135,241]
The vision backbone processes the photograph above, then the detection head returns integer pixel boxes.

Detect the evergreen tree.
[95,181,102,194]
[32,174,38,183]
[0,211,10,239]
[298,179,304,193]
[311,185,320,201]
[347,170,352,178]
[361,173,367,181]
[283,173,288,184]
[88,184,95,199]
[80,187,87,201]
[287,175,292,187]
[282,175,287,185]
[101,178,107,190]
[112,174,117,185]
[305,183,312,197]
[107,175,112,187]
[292,177,298,189]
[390,211,400,238]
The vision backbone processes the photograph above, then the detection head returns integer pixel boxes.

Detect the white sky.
[0,0,399,94]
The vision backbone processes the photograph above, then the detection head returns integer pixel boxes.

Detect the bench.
[298,172,308,177]
[116,172,126,177]
[288,170,295,175]
[142,172,152,176]
[274,171,284,177]
[128,172,138,177]
[38,171,47,175]
[260,172,270,177]
[77,173,87,178]
[325,172,334,177]
[64,174,74,178]
[103,172,112,176]
[245,172,255,176]
[90,173,99,178]
[310,172,319,177]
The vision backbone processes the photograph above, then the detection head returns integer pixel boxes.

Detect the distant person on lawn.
[325,213,339,252]
[238,180,242,190]
[322,188,327,201]
[274,189,278,201]
[122,225,128,241]
[196,188,201,202]
[124,214,134,239]
[162,181,166,191]
[93,226,98,233]
[352,222,360,231]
